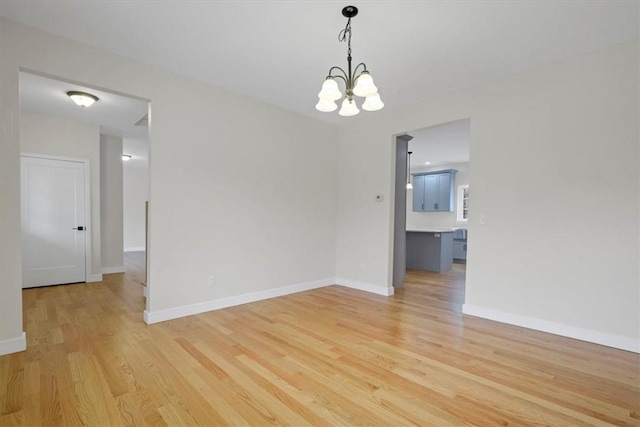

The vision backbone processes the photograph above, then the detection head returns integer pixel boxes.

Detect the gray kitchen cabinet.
[412,174,425,212]
[412,169,456,212]
[406,231,454,272]
[453,240,467,261]
[453,228,467,262]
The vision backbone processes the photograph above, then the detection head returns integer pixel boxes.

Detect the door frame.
[392,134,413,288]
[20,152,92,284]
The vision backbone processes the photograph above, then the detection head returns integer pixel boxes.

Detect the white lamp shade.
[362,93,384,111]
[315,98,338,112]
[406,182,413,189]
[353,72,378,97]
[338,98,360,116]
[318,78,342,101]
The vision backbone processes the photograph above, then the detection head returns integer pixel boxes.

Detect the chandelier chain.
[338,18,352,60]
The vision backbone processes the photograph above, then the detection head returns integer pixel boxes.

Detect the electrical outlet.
[208,276,215,287]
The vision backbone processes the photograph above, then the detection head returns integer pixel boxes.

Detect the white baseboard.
[87,274,103,283]
[335,278,395,296]
[124,246,145,252]
[144,278,333,324]
[0,332,26,355]
[102,266,125,274]
[462,304,640,354]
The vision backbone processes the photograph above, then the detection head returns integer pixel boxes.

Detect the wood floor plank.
[68,352,124,426]
[21,361,40,425]
[134,338,230,426]
[0,410,23,426]
[179,366,250,426]
[1,256,638,426]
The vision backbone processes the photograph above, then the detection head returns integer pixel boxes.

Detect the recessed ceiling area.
[20,71,149,139]
[2,2,638,123]
[407,119,470,169]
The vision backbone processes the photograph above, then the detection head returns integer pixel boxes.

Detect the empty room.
[1,1,638,425]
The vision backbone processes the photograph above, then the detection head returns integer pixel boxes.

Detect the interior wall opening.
[392,118,471,305]
[18,69,151,313]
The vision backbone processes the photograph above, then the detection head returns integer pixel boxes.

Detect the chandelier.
[315,5,384,116]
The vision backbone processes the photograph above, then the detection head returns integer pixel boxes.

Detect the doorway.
[392,134,413,288]
[392,118,471,292]
[19,69,150,305]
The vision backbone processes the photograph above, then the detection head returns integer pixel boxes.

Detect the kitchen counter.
[406,227,458,233]
[406,229,454,272]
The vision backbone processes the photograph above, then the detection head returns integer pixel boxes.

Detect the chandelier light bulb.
[338,98,360,116]
[362,93,384,111]
[318,78,343,101]
[315,98,338,112]
[353,72,378,97]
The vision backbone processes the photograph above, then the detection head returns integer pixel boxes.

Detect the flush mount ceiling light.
[315,5,384,117]
[122,154,132,161]
[67,91,99,107]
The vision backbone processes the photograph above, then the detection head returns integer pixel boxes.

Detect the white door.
[21,156,87,288]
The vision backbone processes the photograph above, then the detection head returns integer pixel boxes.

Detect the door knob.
[73,226,85,231]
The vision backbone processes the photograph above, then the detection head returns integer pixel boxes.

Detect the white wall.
[0,19,23,353]
[1,18,337,351]
[19,111,102,280]
[123,155,148,252]
[335,41,639,351]
[407,162,469,229]
[100,134,124,272]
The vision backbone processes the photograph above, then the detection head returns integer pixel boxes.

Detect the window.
[456,185,469,222]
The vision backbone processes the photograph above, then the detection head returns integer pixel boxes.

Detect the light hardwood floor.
[1,259,639,426]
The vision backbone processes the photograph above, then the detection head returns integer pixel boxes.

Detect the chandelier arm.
[352,63,368,79]
[351,62,368,86]
[328,66,349,81]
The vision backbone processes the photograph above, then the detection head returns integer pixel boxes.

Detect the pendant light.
[406,151,413,189]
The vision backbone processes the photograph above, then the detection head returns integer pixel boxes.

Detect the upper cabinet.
[412,169,457,212]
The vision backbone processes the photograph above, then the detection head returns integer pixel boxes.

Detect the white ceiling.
[2,1,638,124]
[407,119,470,169]
[20,72,149,139]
